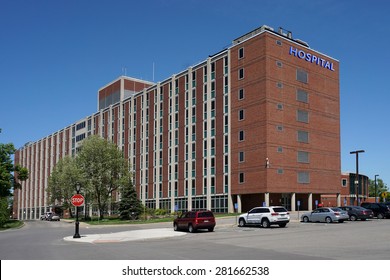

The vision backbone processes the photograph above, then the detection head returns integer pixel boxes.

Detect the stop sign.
[71,194,85,207]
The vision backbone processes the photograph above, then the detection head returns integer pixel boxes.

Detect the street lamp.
[375,174,379,203]
[73,183,81,239]
[350,150,365,206]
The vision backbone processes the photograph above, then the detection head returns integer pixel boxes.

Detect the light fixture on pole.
[375,174,379,203]
[350,150,365,206]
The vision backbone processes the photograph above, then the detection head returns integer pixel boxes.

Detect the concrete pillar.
[308,193,313,211]
[291,193,296,211]
[337,193,341,207]
[264,193,270,206]
[237,194,242,213]
[228,194,234,213]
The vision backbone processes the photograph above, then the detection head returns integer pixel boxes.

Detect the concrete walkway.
[64,228,186,243]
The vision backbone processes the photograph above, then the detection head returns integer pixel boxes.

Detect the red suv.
[173,210,216,233]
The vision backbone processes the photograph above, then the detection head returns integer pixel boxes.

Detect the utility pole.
[350,150,365,206]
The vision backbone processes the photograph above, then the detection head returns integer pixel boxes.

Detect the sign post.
[71,185,84,239]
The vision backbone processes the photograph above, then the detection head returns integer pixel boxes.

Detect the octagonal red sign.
[71,194,84,207]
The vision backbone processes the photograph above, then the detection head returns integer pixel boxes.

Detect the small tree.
[77,135,131,220]
[368,178,388,200]
[47,156,86,217]
[118,178,143,220]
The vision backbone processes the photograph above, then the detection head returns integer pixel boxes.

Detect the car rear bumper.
[270,219,290,225]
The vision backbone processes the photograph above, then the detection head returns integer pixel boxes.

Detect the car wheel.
[238,218,246,227]
[173,223,178,231]
[188,224,196,233]
[302,216,309,223]
[377,213,384,219]
[261,219,270,228]
[279,223,287,228]
[325,217,332,223]
[208,227,214,232]
[350,215,357,221]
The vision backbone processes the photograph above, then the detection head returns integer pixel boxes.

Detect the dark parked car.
[339,206,374,221]
[173,210,216,233]
[361,203,390,219]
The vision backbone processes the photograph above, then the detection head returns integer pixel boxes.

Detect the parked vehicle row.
[301,203,390,223]
[40,212,61,221]
[172,203,390,233]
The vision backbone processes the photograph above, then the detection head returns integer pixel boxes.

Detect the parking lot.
[1,214,390,260]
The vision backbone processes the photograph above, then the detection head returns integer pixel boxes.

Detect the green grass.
[0,220,24,231]
[84,216,175,225]
[70,212,237,226]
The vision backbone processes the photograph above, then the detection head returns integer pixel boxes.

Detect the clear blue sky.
[1,0,389,187]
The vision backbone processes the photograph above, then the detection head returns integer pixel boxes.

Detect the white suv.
[238,206,290,228]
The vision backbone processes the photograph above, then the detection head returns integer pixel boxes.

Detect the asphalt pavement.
[63,212,305,244]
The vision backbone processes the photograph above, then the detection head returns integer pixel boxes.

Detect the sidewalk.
[63,228,186,243]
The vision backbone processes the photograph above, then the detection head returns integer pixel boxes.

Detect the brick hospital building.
[13,25,340,220]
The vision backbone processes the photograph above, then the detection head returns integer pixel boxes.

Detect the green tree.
[368,178,388,200]
[0,197,9,227]
[1,142,27,197]
[118,178,143,220]
[47,156,86,217]
[1,129,29,225]
[77,135,132,220]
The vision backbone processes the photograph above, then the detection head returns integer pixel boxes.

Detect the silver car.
[301,207,349,223]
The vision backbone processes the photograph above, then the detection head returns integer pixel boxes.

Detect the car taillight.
[334,212,340,215]
[271,213,279,216]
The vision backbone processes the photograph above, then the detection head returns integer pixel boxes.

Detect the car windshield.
[273,207,288,213]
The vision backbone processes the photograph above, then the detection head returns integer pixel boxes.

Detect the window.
[238,88,244,100]
[239,68,244,80]
[277,82,283,88]
[239,151,244,162]
[239,47,244,59]
[297,151,310,163]
[238,109,244,120]
[297,131,309,143]
[239,130,245,141]
[298,171,310,183]
[342,179,347,187]
[276,61,283,67]
[276,40,282,46]
[277,103,283,110]
[277,147,283,153]
[297,110,309,123]
[276,125,284,131]
[239,172,245,183]
[297,89,308,103]
[297,69,308,83]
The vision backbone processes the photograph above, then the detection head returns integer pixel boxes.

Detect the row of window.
[238,150,309,164]
[238,171,310,184]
